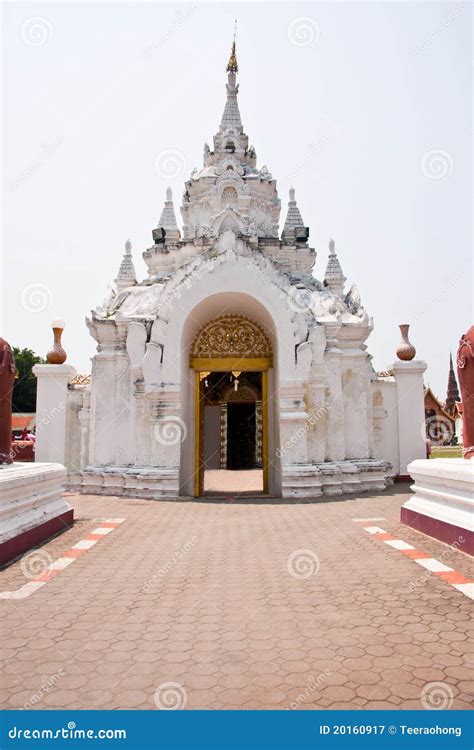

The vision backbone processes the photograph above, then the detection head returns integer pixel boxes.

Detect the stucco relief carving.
[309,326,326,364]
[295,341,312,381]
[126,322,147,368]
[209,208,247,237]
[142,343,163,388]
[214,171,248,195]
[191,315,272,361]
[215,157,244,176]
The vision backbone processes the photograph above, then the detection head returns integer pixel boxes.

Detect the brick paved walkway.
[1,485,472,710]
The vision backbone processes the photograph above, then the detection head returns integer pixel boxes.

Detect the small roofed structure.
[11,413,36,435]
[424,386,456,446]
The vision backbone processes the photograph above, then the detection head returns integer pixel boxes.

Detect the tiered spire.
[324,239,346,297]
[282,188,308,242]
[115,239,137,291]
[220,28,243,133]
[155,187,180,242]
[445,353,460,414]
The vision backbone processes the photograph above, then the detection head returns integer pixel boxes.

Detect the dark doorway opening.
[227,402,257,469]
[201,371,264,495]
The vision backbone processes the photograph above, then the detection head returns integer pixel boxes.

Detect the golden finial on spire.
[226,20,238,73]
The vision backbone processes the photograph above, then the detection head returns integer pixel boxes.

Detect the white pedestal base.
[0,462,73,565]
[403,458,474,555]
[68,459,391,499]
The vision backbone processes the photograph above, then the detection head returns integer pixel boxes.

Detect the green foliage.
[430,446,463,459]
[11,347,45,413]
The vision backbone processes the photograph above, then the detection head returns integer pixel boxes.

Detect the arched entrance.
[190,314,272,497]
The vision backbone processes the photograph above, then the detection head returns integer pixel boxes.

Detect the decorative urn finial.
[46,319,67,365]
[396,323,416,361]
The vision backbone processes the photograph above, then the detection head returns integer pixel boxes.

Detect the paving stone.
[1,487,472,710]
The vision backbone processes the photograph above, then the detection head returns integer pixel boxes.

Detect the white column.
[392,360,427,475]
[277,384,309,465]
[307,377,327,463]
[114,353,132,466]
[88,353,116,466]
[324,352,345,461]
[33,364,76,464]
[149,387,183,468]
[341,353,370,459]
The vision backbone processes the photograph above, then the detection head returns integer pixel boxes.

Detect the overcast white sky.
[2,1,472,398]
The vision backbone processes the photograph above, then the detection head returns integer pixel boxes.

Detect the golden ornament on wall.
[190,315,272,362]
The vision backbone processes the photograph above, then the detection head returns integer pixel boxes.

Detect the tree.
[11,348,45,413]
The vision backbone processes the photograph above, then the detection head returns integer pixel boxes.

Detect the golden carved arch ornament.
[190,314,272,372]
[190,314,271,498]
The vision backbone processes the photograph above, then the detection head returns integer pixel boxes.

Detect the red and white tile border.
[0,518,125,601]
[353,517,474,601]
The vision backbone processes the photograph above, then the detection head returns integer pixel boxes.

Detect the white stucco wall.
[374,379,399,476]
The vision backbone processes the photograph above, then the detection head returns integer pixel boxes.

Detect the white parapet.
[33,364,76,465]
[403,458,474,554]
[392,360,427,476]
[0,462,73,565]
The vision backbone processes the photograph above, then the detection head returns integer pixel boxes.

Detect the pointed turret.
[282,188,309,242]
[445,353,460,415]
[226,31,238,73]
[154,187,180,243]
[324,239,346,297]
[176,37,281,244]
[115,239,137,291]
[220,29,243,134]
